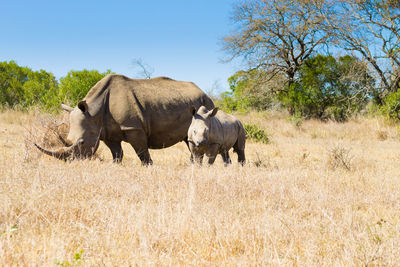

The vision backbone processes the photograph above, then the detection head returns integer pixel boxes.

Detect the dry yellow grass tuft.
[1,110,399,265]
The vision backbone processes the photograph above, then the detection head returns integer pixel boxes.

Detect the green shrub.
[0,61,58,110]
[280,55,372,121]
[244,123,269,144]
[58,69,112,106]
[218,70,279,113]
[380,90,400,121]
[288,113,303,127]
[0,61,113,112]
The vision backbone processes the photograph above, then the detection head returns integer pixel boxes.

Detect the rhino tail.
[233,121,246,165]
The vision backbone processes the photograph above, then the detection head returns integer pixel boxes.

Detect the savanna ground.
[1,109,399,266]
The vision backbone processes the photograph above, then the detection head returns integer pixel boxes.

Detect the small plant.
[288,113,303,128]
[253,152,268,167]
[56,250,83,267]
[376,129,388,141]
[244,123,269,144]
[380,90,400,121]
[328,144,353,171]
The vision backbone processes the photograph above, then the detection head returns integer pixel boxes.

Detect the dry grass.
[1,109,400,266]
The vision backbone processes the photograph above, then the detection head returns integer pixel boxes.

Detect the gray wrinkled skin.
[35,74,214,164]
[187,106,246,165]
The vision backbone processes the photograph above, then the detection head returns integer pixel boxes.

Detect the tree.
[319,0,400,103]
[58,69,112,105]
[0,61,28,107]
[0,61,58,109]
[131,58,154,79]
[223,0,335,92]
[219,69,284,112]
[282,55,373,120]
[22,69,58,109]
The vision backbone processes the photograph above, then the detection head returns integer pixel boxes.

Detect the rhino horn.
[61,103,73,113]
[57,133,71,147]
[34,143,77,160]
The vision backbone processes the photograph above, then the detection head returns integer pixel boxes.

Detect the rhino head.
[187,106,218,150]
[35,101,101,160]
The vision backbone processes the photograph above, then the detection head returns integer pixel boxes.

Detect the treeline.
[0,61,111,112]
[219,55,379,121]
[220,0,400,121]
[219,54,400,121]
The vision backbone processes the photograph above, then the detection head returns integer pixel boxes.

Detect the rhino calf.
[187,106,246,165]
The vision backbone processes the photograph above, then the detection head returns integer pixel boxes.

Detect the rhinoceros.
[187,105,246,165]
[35,74,214,164]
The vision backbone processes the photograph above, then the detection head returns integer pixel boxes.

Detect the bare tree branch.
[223,0,335,88]
[321,0,400,100]
[131,58,154,79]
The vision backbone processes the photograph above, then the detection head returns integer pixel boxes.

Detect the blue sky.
[1,0,240,94]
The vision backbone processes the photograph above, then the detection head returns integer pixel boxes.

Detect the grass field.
[1,109,400,265]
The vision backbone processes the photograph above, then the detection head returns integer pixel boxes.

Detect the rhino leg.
[221,151,232,165]
[206,144,219,165]
[104,141,123,163]
[125,129,153,165]
[233,145,245,165]
[234,130,246,166]
[192,154,204,165]
[236,150,245,166]
[183,137,195,163]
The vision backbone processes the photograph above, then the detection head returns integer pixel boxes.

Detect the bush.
[244,123,269,144]
[0,61,58,110]
[380,90,400,121]
[0,61,113,112]
[281,55,372,121]
[218,70,280,113]
[328,144,353,171]
[57,69,112,106]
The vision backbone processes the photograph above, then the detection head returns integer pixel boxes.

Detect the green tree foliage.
[0,61,58,109]
[380,90,400,120]
[58,69,112,106]
[219,70,281,112]
[244,123,269,144]
[0,61,112,112]
[219,71,253,112]
[221,55,373,121]
[282,55,373,121]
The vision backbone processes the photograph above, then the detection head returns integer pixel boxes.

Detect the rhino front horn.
[61,103,73,113]
[34,143,76,160]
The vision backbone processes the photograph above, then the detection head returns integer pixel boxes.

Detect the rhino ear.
[78,100,88,113]
[190,105,197,116]
[208,107,218,118]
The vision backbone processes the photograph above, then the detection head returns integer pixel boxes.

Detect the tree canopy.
[0,61,58,109]
[0,61,111,112]
[221,0,400,120]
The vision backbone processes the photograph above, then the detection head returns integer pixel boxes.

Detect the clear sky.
[1,0,240,95]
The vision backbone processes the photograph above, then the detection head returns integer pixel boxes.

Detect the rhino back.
[210,111,241,150]
[105,75,213,148]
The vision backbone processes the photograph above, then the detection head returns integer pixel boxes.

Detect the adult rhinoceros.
[35,74,214,164]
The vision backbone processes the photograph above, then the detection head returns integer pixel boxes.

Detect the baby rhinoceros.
[187,106,246,165]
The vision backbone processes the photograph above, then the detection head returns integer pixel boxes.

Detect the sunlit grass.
[1,110,399,265]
